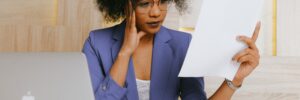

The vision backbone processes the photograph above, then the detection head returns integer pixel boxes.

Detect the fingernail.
[233,60,238,64]
[232,60,237,65]
[236,36,241,41]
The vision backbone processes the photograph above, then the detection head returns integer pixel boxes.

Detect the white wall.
[259,0,273,56]
[164,0,202,30]
[277,0,300,56]
[164,0,274,56]
[131,0,300,57]
[179,0,203,28]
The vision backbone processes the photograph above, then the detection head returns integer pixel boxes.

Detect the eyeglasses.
[135,0,170,14]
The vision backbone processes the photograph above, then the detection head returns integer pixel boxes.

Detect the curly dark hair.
[96,0,187,23]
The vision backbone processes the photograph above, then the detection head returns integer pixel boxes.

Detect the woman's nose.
[149,4,161,18]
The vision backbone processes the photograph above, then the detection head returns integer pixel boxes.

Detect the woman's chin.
[144,27,161,35]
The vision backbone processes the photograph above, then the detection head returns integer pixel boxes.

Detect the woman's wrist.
[119,48,132,57]
[232,77,244,86]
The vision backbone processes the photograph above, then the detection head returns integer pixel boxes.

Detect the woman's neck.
[140,34,154,45]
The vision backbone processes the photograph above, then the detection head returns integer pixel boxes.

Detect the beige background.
[277,0,300,56]
[0,0,102,52]
[1,0,300,57]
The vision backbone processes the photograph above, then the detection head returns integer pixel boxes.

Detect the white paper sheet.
[178,0,264,80]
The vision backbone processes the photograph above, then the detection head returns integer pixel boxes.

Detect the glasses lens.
[159,0,169,10]
[136,0,169,14]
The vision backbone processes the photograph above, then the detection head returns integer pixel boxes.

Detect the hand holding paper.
[178,0,264,81]
[231,22,261,82]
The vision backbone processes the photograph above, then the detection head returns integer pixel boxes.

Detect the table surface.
[205,56,300,100]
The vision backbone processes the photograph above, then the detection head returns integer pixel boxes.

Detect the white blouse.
[136,79,151,100]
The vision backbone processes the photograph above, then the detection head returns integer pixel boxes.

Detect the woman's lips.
[146,21,160,28]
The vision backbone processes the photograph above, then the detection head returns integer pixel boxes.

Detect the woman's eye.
[160,0,169,4]
[160,0,167,4]
[138,2,150,7]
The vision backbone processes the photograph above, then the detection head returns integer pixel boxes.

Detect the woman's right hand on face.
[120,0,147,55]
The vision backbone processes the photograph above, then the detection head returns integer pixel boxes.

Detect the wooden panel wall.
[0,0,56,25]
[0,0,103,52]
[277,0,300,56]
[0,0,276,55]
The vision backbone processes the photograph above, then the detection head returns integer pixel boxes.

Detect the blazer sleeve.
[179,77,207,100]
[82,31,128,100]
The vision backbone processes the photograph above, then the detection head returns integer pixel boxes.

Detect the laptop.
[0,52,94,100]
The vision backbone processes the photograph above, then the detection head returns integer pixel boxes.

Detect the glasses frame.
[135,0,171,14]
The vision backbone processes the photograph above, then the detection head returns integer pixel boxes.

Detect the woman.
[82,0,261,100]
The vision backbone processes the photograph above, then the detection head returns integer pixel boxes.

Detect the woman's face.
[134,0,169,34]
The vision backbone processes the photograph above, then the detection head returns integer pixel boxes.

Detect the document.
[178,0,264,80]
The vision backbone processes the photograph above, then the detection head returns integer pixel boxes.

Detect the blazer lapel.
[150,26,173,100]
[111,22,139,100]
[110,23,173,100]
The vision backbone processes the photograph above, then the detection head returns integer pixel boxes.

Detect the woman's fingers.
[127,0,137,33]
[252,21,261,42]
[233,48,258,61]
[131,10,136,29]
[237,55,256,65]
[238,36,258,51]
[126,0,134,29]
[121,0,146,54]
[125,1,130,28]
[129,0,134,29]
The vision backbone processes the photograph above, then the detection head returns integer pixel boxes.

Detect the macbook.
[0,52,94,100]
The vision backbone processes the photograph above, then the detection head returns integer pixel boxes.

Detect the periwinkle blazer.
[82,21,207,100]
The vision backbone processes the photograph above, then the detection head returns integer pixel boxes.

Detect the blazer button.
[102,85,107,91]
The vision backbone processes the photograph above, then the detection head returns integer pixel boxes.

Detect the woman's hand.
[232,22,261,85]
[109,1,147,87]
[120,0,147,55]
